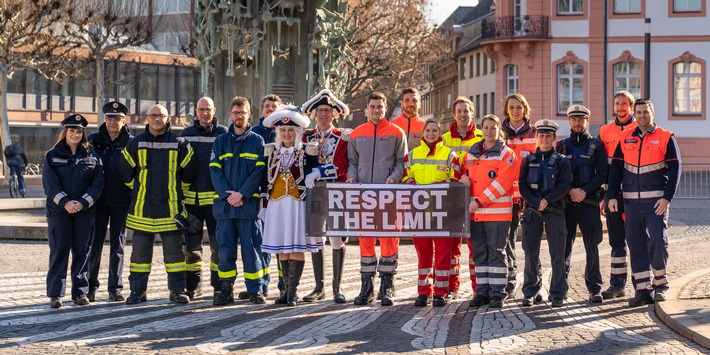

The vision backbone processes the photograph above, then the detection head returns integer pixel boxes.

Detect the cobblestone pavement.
[1,200,709,354]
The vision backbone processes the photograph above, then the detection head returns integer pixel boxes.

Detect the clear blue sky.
[427,0,480,26]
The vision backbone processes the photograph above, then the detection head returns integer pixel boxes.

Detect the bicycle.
[8,168,24,198]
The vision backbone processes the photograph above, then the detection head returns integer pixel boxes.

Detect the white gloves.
[305,170,321,189]
[258,208,266,222]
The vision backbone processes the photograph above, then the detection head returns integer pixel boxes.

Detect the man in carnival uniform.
[300,89,351,304]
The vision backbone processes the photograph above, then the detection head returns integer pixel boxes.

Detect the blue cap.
[62,114,88,130]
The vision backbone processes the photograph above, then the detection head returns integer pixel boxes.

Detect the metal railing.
[675,163,710,199]
[482,15,550,40]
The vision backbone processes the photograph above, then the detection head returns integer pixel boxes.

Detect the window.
[7,71,25,94]
[614,0,641,13]
[475,53,481,76]
[153,0,191,14]
[557,63,584,114]
[558,0,583,14]
[153,32,189,54]
[469,55,474,78]
[490,92,495,115]
[613,62,642,102]
[674,0,701,12]
[483,93,488,115]
[673,61,702,114]
[506,65,518,95]
[475,95,481,118]
[483,53,488,75]
[459,58,466,80]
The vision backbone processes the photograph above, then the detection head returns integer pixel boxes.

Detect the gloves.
[258,207,266,222]
[305,170,321,189]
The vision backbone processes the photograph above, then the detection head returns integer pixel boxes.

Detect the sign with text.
[306,182,470,238]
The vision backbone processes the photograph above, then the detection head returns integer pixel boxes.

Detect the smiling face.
[401,93,420,118]
[196,97,216,127]
[315,104,335,130]
[453,102,473,130]
[367,98,387,124]
[279,126,297,147]
[422,121,441,144]
[65,127,84,147]
[614,96,633,123]
[536,132,555,152]
[506,98,526,125]
[635,103,655,131]
[481,118,500,144]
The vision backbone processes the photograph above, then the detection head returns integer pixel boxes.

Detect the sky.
[427,0,480,26]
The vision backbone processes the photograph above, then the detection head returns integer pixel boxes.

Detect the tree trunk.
[95,58,105,124]
[0,67,12,177]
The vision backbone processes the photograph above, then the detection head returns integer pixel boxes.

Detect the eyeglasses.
[316,108,333,114]
[231,111,248,116]
[148,114,167,120]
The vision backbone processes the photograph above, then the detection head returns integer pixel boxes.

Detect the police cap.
[534,119,559,135]
[566,104,590,118]
[62,114,88,130]
[102,101,128,118]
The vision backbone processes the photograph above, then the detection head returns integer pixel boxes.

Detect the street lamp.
[644,18,651,98]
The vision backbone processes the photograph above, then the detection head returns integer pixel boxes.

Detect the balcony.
[482,15,549,40]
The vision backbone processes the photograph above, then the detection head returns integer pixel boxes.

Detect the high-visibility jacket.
[598,116,637,164]
[347,119,407,183]
[118,123,196,233]
[462,139,517,222]
[391,113,425,149]
[442,122,483,161]
[180,118,228,206]
[608,125,681,201]
[401,139,460,184]
[501,118,536,203]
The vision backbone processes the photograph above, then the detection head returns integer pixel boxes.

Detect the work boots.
[332,247,347,303]
[185,270,202,300]
[169,290,191,304]
[212,281,234,306]
[302,252,325,302]
[354,275,375,305]
[380,273,395,306]
[287,260,305,307]
[274,260,290,305]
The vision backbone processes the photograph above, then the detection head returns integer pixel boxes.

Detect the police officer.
[607,98,681,307]
[180,97,228,300]
[519,120,572,307]
[556,105,607,303]
[118,104,197,305]
[43,114,105,308]
[87,101,132,302]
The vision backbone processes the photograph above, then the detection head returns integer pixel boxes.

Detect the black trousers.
[184,204,219,289]
[89,203,128,292]
[47,212,96,299]
[128,231,185,292]
[563,202,603,293]
[521,209,568,299]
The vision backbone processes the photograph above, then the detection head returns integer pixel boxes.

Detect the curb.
[655,267,710,349]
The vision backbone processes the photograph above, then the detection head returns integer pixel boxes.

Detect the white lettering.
[403,211,423,229]
[361,190,377,210]
[432,212,447,229]
[412,190,429,209]
[329,190,344,209]
[396,190,411,210]
[361,212,375,229]
[379,191,395,209]
[345,190,360,209]
[329,211,342,229]
[430,190,447,209]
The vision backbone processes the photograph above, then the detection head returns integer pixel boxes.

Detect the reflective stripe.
[418,279,432,286]
[239,152,259,159]
[449,269,460,275]
[489,277,507,285]
[256,161,265,166]
[219,153,234,160]
[184,136,217,143]
[122,148,136,167]
[633,271,651,280]
[418,268,433,275]
[476,207,513,214]
[185,262,202,272]
[652,268,666,276]
[168,150,179,218]
[610,267,627,274]
[490,180,506,195]
[165,261,186,273]
[635,281,651,290]
[474,266,490,273]
[488,266,508,274]
[82,193,95,208]
[434,281,449,288]
[209,162,222,169]
[180,146,194,168]
[129,262,151,273]
[210,262,219,272]
[134,148,148,217]
[450,258,459,265]
[652,278,668,286]
[476,277,489,284]
[53,192,67,205]
[219,269,237,279]
[410,158,449,165]
[244,269,264,280]
[126,215,180,233]
[138,142,179,149]
[610,256,626,263]
[434,269,450,277]
[623,190,664,199]
[624,161,668,175]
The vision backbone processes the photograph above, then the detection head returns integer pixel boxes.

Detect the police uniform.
[301,89,351,304]
[501,117,536,296]
[86,101,132,302]
[43,114,105,308]
[118,120,197,304]
[180,116,228,299]
[519,120,572,307]
[556,105,607,302]
[607,121,681,306]
[598,114,637,298]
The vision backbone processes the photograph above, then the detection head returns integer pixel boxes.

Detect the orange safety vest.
[391,114,425,149]
[402,140,460,184]
[502,119,536,203]
[599,118,638,164]
[462,140,517,222]
[616,126,675,200]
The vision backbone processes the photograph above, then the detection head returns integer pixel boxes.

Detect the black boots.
[185,270,201,300]
[332,247,347,303]
[379,273,395,306]
[274,260,290,305]
[354,275,375,305]
[303,252,325,302]
[213,281,234,306]
[286,260,305,307]
[169,289,190,304]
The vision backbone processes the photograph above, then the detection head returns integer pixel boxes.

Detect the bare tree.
[343,0,447,116]
[0,0,83,161]
[64,0,155,124]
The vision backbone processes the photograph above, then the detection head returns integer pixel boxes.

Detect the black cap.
[62,114,88,130]
[102,101,128,118]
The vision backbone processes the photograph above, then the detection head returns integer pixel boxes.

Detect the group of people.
[41,87,680,311]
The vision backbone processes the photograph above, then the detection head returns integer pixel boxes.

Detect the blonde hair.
[55,127,89,150]
[274,126,304,150]
[480,114,505,140]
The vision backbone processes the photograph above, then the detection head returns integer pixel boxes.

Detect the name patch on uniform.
[210,151,215,160]
[379,137,394,142]
[625,138,638,143]
[52,158,68,164]
[650,140,660,145]
[436,166,448,171]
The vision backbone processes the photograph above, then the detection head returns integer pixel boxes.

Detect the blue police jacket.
[556,130,607,191]
[88,123,132,207]
[519,147,572,210]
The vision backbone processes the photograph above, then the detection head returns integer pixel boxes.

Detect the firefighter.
[501,93,537,298]
[210,96,268,306]
[301,89,351,304]
[519,120,572,307]
[599,91,637,300]
[556,105,607,303]
[402,118,461,307]
[118,104,197,305]
[43,114,104,308]
[460,114,516,309]
[607,98,681,307]
[442,96,483,300]
[179,97,228,300]
[87,101,132,302]
[390,87,425,148]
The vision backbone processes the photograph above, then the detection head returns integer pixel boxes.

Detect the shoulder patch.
[507,156,514,166]
[210,150,215,160]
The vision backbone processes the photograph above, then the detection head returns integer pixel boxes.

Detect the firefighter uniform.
[442,122,483,298]
[608,124,681,304]
[118,122,196,303]
[519,120,572,306]
[180,117,228,297]
[43,114,104,307]
[501,118,537,295]
[598,116,637,296]
[556,105,608,301]
[462,139,516,306]
[210,123,267,303]
[87,101,132,301]
[402,136,461,306]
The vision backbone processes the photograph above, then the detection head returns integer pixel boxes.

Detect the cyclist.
[4,140,29,196]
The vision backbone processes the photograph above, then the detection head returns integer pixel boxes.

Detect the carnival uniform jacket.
[304,127,349,182]
[347,119,407,183]
[210,124,265,219]
[88,123,132,207]
[502,118,537,204]
[180,119,228,206]
[391,113,425,149]
[118,123,196,233]
[43,141,105,215]
[442,122,484,161]
[401,138,460,184]
[463,140,517,222]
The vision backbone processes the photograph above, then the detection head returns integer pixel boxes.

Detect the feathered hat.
[263,104,310,128]
[301,89,350,116]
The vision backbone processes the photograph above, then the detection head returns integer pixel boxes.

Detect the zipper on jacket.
[371,122,377,182]
[636,133,644,199]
